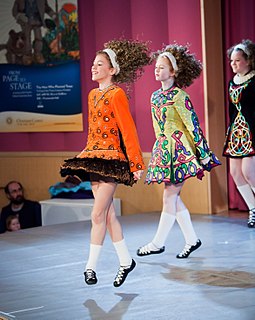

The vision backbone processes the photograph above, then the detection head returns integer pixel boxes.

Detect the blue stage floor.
[0,212,254,320]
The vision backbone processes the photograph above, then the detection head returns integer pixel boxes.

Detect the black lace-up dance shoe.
[113,259,136,287]
[248,209,255,228]
[137,244,165,256]
[84,269,97,285]
[176,239,202,259]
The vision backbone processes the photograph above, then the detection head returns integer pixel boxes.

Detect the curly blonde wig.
[153,43,202,88]
[97,39,152,84]
[227,39,255,70]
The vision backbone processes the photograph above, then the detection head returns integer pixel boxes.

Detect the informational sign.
[0,0,83,132]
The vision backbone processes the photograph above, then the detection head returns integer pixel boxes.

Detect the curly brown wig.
[153,43,202,88]
[97,39,152,84]
[227,39,255,70]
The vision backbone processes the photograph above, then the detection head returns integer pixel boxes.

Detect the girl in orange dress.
[61,39,151,287]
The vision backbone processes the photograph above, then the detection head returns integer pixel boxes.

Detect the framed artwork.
[0,0,83,132]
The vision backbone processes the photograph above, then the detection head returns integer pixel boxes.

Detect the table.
[40,198,121,226]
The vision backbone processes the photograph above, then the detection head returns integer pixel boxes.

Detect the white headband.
[103,48,120,75]
[160,52,178,71]
[234,44,249,56]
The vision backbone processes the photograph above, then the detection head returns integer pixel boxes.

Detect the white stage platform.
[40,198,121,226]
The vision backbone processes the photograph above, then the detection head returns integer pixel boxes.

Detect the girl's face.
[154,56,175,82]
[8,218,20,231]
[91,53,115,83]
[230,50,250,76]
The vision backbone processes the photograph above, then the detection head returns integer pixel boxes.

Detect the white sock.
[237,184,255,210]
[176,209,198,245]
[113,239,132,266]
[85,244,102,271]
[150,212,176,248]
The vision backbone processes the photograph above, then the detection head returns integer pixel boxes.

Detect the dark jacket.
[0,200,41,233]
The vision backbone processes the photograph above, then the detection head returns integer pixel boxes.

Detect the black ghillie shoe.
[113,259,136,287]
[176,239,202,259]
[248,209,255,228]
[137,244,165,256]
[84,269,97,285]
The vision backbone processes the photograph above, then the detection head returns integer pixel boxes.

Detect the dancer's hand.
[201,157,210,165]
[133,170,144,180]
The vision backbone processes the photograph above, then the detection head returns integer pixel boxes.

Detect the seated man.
[0,181,41,233]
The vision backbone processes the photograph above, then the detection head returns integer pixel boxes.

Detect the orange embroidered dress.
[61,85,145,186]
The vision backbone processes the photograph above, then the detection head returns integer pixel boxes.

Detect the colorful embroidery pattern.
[172,130,198,182]
[186,97,206,156]
[227,111,253,156]
[225,81,255,156]
[146,87,219,184]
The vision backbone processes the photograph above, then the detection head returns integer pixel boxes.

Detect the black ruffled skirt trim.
[60,157,136,186]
